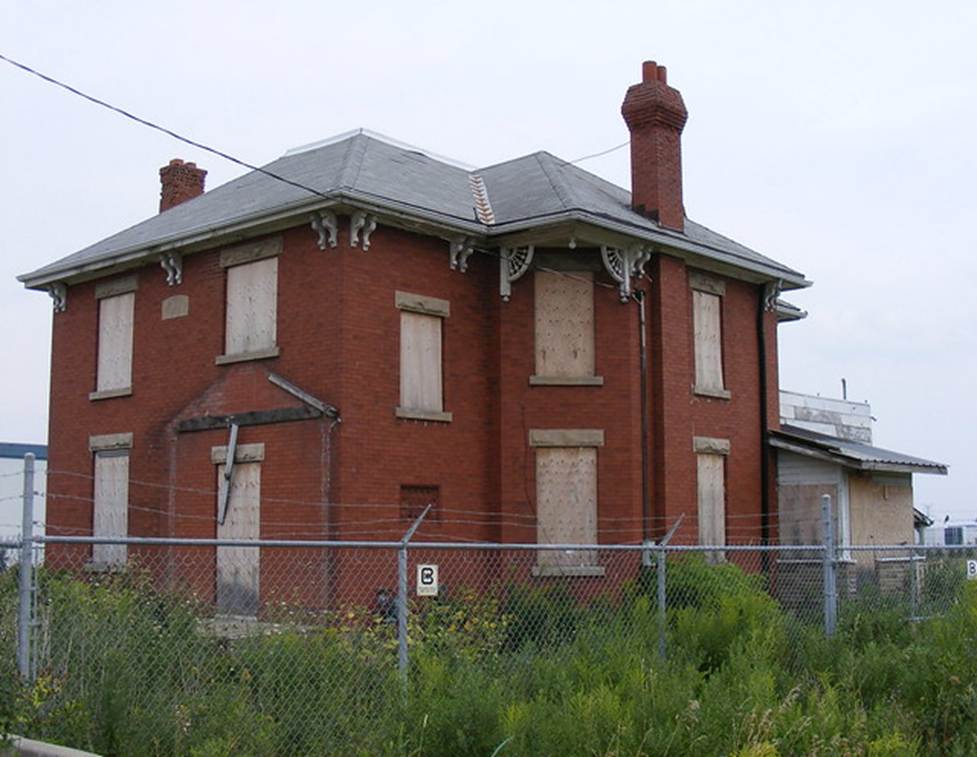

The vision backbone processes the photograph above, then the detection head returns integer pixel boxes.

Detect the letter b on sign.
[967,560,977,580]
[417,564,438,596]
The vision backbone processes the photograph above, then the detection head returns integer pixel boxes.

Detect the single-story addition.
[771,391,946,589]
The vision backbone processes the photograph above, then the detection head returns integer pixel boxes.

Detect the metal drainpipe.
[632,289,651,545]
[757,288,771,565]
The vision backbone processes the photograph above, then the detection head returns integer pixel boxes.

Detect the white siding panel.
[693,290,724,392]
[93,453,128,566]
[225,257,278,355]
[536,447,597,567]
[216,462,261,616]
[96,292,134,392]
[534,271,595,378]
[697,453,725,550]
[400,312,443,412]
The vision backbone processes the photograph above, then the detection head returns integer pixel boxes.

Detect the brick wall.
[45,216,777,583]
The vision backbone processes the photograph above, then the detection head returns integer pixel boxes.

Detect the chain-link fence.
[3,534,977,754]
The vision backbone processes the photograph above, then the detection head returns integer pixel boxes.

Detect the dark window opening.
[400,485,440,523]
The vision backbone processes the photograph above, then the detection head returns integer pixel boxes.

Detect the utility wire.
[0,52,629,197]
[0,52,331,202]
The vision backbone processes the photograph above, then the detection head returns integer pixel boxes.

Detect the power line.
[0,52,331,203]
[0,51,630,203]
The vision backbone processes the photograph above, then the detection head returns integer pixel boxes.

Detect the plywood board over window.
[532,271,601,385]
[92,451,129,566]
[531,428,604,576]
[222,256,278,360]
[696,453,726,560]
[216,462,261,617]
[95,292,135,396]
[396,291,451,422]
[692,289,728,397]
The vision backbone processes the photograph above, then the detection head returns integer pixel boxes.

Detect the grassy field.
[2,558,975,756]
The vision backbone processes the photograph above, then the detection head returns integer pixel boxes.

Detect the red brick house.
[19,61,807,608]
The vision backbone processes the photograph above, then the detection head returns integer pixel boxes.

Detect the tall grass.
[2,556,976,755]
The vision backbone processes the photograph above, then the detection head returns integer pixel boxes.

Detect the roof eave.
[489,209,810,288]
[768,434,948,476]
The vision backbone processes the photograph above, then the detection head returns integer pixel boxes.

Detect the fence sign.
[417,564,438,596]
[967,560,977,580]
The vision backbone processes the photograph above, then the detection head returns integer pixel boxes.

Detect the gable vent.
[469,174,496,225]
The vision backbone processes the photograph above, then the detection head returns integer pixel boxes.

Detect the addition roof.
[19,129,809,289]
[769,424,948,475]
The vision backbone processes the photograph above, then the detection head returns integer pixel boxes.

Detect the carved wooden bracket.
[499,246,534,301]
[160,252,183,286]
[449,237,476,272]
[763,279,783,311]
[349,211,377,251]
[601,245,652,302]
[311,210,338,249]
[48,283,67,312]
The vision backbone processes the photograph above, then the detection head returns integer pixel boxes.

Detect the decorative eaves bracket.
[349,211,377,251]
[763,279,783,311]
[499,246,534,301]
[160,252,183,286]
[311,210,339,250]
[48,283,67,313]
[601,245,652,302]
[449,237,476,273]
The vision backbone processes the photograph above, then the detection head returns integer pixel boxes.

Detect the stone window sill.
[395,407,453,423]
[83,560,127,574]
[89,387,132,401]
[529,375,604,387]
[215,346,280,365]
[694,385,732,400]
[532,565,606,578]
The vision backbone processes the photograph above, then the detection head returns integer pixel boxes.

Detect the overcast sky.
[1,0,974,521]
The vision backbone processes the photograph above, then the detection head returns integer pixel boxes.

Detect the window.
[945,526,964,546]
[92,275,136,399]
[530,429,604,576]
[89,433,132,567]
[690,272,729,399]
[213,443,263,616]
[694,436,729,559]
[400,485,440,523]
[217,238,281,364]
[395,291,451,422]
[531,271,602,385]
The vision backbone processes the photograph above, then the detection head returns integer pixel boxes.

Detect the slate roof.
[770,424,947,474]
[19,129,808,288]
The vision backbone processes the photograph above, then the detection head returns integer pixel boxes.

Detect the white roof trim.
[284,127,476,170]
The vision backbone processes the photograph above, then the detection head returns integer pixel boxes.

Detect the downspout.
[758,282,779,562]
[632,289,651,545]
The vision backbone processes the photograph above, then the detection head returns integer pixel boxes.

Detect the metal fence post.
[17,453,35,680]
[909,545,918,622]
[397,505,431,689]
[656,546,667,659]
[821,493,837,637]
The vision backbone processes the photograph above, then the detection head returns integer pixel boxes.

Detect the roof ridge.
[337,133,368,190]
[533,152,575,211]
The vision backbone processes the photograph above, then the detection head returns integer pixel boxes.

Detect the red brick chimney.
[621,61,688,231]
[159,159,207,212]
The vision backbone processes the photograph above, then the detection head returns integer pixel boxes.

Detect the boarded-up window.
[697,453,726,554]
[96,292,134,392]
[536,447,598,569]
[534,271,595,379]
[400,485,440,523]
[216,462,261,616]
[692,290,725,394]
[225,257,278,356]
[399,312,443,412]
[92,451,129,566]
